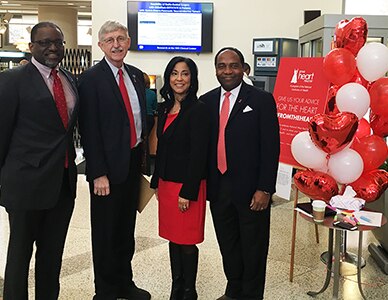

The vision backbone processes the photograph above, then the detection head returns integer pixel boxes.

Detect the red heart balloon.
[309,112,358,154]
[335,17,368,56]
[294,170,339,202]
[370,111,388,138]
[349,169,388,202]
[352,135,388,171]
[325,85,340,115]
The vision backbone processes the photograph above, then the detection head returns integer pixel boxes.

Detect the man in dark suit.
[78,21,150,300]
[0,22,78,299]
[200,47,280,300]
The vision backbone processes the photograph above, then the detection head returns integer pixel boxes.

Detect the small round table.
[299,211,386,300]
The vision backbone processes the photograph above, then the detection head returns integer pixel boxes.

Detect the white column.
[38,6,78,49]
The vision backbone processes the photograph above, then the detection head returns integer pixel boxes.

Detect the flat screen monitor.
[127,1,213,53]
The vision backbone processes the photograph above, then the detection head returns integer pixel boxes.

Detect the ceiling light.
[0,51,26,58]
[3,12,13,23]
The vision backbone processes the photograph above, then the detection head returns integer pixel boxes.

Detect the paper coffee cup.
[312,200,326,223]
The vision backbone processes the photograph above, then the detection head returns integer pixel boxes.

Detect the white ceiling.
[0,0,91,15]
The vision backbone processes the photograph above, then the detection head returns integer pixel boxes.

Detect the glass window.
[300,42,310,57]
[311,38,323,57]
[345,0,388,15]
[366,37,383,43]
[78,19,92,46]
[7,15,92,47]
[8,15,37,44]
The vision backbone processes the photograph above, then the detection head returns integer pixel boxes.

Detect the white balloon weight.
[336,82,370,119]
[328,148,364,184]
[357,42,388,82]
[291,131,327,170]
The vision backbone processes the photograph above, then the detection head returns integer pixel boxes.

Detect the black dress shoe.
[121,286,151,300]
[216,295,237,300]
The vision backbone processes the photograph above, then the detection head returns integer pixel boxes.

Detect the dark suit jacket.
[199,82,280,206]
[78,58,148,184]
[0,63,79,210]
[150,96,210,200]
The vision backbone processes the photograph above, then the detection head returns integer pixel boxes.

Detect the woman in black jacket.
[150,56,210,300]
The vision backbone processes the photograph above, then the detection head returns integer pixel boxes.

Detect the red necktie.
[217,91,231,174]
[118,69,137,148]
[51,69,69,168]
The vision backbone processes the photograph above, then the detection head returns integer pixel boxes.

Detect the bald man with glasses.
[0,21,79,300]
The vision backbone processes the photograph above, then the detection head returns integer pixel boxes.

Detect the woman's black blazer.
[150,96,210,200]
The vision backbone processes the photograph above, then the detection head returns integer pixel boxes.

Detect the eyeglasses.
[102,36,128,45]
[31,39,66,48]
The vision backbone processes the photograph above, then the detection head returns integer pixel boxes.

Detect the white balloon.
[357,42,388,82]
[328,148,364,184]
[291,131,327,170]
[314,164,329,174]
[336,82,370,119]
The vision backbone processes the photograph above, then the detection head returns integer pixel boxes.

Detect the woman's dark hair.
[160,56,199,107]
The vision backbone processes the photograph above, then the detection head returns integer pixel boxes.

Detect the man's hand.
[250,190,270,211]
[93,175,110,196]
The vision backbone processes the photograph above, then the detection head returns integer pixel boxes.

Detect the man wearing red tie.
[78,21,150,300]
[200,47,280,300]
[0,22,78,299]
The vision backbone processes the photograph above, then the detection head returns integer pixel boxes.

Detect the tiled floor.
[1,175,388,299]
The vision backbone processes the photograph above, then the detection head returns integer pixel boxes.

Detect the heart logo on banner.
[335,17,368,56]
[309,112,359,154]
[294,170,339,202]
[349,169,388,202]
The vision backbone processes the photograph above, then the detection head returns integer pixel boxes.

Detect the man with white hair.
[78,21,150,300]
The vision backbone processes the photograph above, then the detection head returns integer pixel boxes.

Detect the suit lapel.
[124,65,142,101]
[161,111,179,140]
[157,98,192,140]
[211,88,222,132]
[228,83,249,123]
[60,67,79,132]
[27,63,66,131]
[27,63,54,102]
[100,59,127,114]
[124,64,147,137]
[157,107,168,138]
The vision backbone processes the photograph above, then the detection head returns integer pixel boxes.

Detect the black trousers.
[210,175,270,300]
[3,170,75,300]
[90,147,141,300]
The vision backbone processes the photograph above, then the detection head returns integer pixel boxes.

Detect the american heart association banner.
[273,57,331,167]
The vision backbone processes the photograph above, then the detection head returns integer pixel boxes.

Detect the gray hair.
[98,21,129,42]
